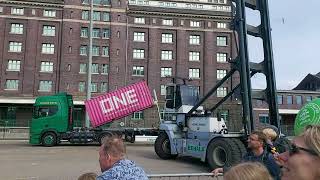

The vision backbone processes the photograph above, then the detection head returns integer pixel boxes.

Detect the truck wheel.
[41,132,57,147]
[154,133,177,159]
[206,138,242,170]
[231,138,247,157]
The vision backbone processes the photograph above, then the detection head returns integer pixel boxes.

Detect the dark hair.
[251,131,267,145]
[101,135,126,158]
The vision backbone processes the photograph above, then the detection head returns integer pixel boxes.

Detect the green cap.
[294,98,320,136]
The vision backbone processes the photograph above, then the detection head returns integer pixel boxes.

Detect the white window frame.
[79,63,87,73]
[189,68,200,79]
[102,46,109,57]
[91,83,98,92]
[133,32,145,42]
[133,49,145,59]
[132,66,144,76]
[92,46,99,56]
[81,27,88,37]
[92,28,100,38]
[134,17,145,24]
[42,25,55,36]
[161,50,173,60]
[5,80,19,90]
[190,20,201,27]
[82,10,89,20]
[162,19,173,26]
[40,61,54,73]
[7,60,21,71]
[161,67,172,77]
[102,28,110,38]
[101,64,108,74]
[189,35,200,45]
[217,22,227,29]
[102,12,110,21]
[160,85,166,96]
[11,8,24,15]
[189,51,200,61]
[43,10,56,17]
[161,33,173,43]
[80,46,87,56]
[39,80,53,92]
[9,42,22,52]
[79,82,86,92]
[100,82,108,92]
[10,23,23,34]
[217,87,227,97]
[91,63,99,74]
[217,36,227,46]
[41,43,55,54]
[217,69,227,80]
[132,111,144,119]
[217,53,227,62]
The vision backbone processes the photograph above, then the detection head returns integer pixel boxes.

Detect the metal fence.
[0,120,29,140]
[147,173,222,180]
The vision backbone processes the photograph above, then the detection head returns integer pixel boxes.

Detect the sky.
[246,0,320,90]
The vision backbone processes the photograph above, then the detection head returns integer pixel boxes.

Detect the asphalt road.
[0,140,212,180]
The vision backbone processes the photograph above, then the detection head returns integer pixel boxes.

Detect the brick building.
[0,0,242,129]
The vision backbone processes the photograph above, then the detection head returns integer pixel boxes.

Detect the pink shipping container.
[85,81,154,127]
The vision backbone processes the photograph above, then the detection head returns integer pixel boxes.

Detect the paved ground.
[0,140,216,180]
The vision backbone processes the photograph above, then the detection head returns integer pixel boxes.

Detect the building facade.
[0,0,242,129]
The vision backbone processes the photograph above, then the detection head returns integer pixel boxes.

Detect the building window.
[217,22,227,29]
[5,80,19,90]
[101,82,108,92]
[91,63,99,74]
[217,36,227,46]
[161,50,173,60]
[161,33,173,43]
[162,19,173,26]
[133,32,145,42]
[92,28,100,38]
[189,35,200,45]
[217,87,227,97]
[79,82,85,92]
[132,111,144,119]
[134,17,145,24]
[277,95,283,105]
[306,96,313,102]
[132,66,144,76]
[11,8,24,15]
[82,10,89,20]
[217,69,227,80]
[80,63,87,73]
[7,60,21,71]
[219,110,229,122]
[160,85,166,95]
[161,67,172,77]
[43,25,55,36]
[91,83,98,92]
[81,27,88,37]
[102,29,110,38]
[101,64,108,74]
[39,81,53,92]
[190,20,200,27]
[92,46,99,56]
[80,46,87,56]
[296,96,302,105]
[9,42,22,52]
[43,10,56,17]
[189,51,200,61]
[41,43,55,54]
[40,61,53,72]
[10,23,23,34]
[102,0,111,5]
[102,12,110,21]
[287,95,293,105]
[217,53,227,62]
[189,68,200,79]
[93,11,101,21]
[133,49,145,59]
[102,46,109,57]
[259,114,269,124]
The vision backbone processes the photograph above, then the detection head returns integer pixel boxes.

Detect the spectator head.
[78,172,97,180]
[280,125,320,180]
[99,135,126,172]
[247,131,267,150]
[224,162,273,180]
[263,128,278,141]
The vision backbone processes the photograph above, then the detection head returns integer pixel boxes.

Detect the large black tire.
[206,138,243,169]
[154,133,178,159]
[41,132,57,147]
[231,138,247,157]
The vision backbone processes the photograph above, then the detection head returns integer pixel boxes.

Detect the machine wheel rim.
[213,146,227,166]
[44,135,54,145]
[162,139,171,154]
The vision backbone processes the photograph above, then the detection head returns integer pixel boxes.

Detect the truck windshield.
[33,106,58,119]
[180,85,199,106]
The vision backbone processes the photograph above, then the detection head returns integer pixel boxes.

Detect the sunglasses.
[289,143,318,156]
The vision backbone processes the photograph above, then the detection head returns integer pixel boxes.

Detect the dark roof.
[316,72,320,78]
[293,73,320,90]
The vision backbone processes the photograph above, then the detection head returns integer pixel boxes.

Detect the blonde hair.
[101,135,126,158]
[78,172,97,180]
[224,162,273,180]
[301,125,320,157]
[262,128,278,141]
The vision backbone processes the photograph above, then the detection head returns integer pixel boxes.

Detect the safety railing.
[147,173,222,180]
[0,120,29,140]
